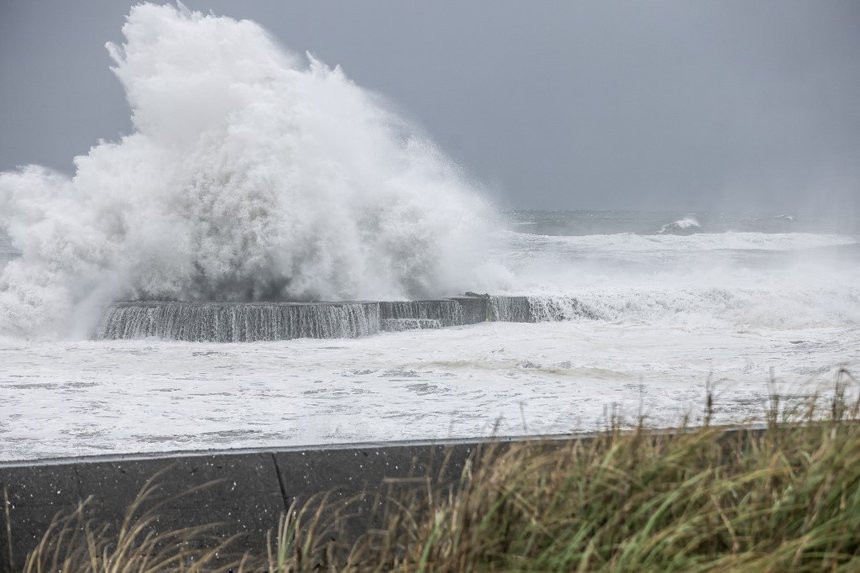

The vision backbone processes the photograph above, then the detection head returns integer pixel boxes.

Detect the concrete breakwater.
[94,294,604,341]
[96,300,384,342]
[94,295,566,342]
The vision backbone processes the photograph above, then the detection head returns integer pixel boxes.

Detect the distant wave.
[515,288,860,329]
[504,230,858,253]
[659,216,700,235]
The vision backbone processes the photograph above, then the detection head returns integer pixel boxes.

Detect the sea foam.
[0,3,499,338]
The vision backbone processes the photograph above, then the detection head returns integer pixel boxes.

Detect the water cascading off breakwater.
[96,301,382,342]
[94,295,603,342]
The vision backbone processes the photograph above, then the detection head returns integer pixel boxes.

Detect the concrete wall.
[0,428,763,570]
[450,295,489,324]
[96,295,495,342]
[0,438,507,571]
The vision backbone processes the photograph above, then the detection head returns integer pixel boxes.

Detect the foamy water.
[1,4,858,461]
[2,211,858,460]
[1,319,854,461]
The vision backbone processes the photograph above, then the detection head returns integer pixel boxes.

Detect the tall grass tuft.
[21,472,241,573]
[348,383,860,572]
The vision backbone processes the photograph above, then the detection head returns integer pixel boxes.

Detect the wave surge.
[0,3,498,338]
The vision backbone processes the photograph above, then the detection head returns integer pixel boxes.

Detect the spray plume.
[0,3,499,338]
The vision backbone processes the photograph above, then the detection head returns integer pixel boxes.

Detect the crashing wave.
[0,3,500,338]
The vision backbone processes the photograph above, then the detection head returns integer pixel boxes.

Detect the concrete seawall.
[93,294,613,341]
[92,295,540,341]
[0,427,768,570]
[0,436,565,571]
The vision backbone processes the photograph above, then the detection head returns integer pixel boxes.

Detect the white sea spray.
[0,3,501,338]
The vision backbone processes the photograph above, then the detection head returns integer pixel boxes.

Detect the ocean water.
[1,210,858,461]
[1,6,858,461]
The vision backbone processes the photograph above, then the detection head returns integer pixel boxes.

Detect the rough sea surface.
[1,210,858,461]
[1,6,858,462]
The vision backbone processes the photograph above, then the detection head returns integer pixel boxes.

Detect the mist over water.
[498,210,860,331]
[0,3,498,338]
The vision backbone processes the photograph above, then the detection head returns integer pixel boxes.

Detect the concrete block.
[75,454,284,544]
[0,464,81,507]
[0,440,498,571]
[450,296,489,324]
[0,454,285,571]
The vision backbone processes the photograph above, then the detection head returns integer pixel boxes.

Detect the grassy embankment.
[20,380,860,572]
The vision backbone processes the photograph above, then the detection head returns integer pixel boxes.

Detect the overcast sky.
[1,0,858,213]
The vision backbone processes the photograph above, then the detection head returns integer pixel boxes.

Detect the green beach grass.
[19,382,860,572]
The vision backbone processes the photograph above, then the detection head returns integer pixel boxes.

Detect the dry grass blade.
[21,471,244,573]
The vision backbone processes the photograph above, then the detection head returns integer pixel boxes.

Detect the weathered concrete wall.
[0,428,767,570]
[0,438,504,571]
[450,295,489,324]
[95,295,497,342]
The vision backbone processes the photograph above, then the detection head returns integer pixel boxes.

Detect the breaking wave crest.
[504,230,857,253]
[659,216,700,234]
[489,288,860,330]
[0,3,499,338]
